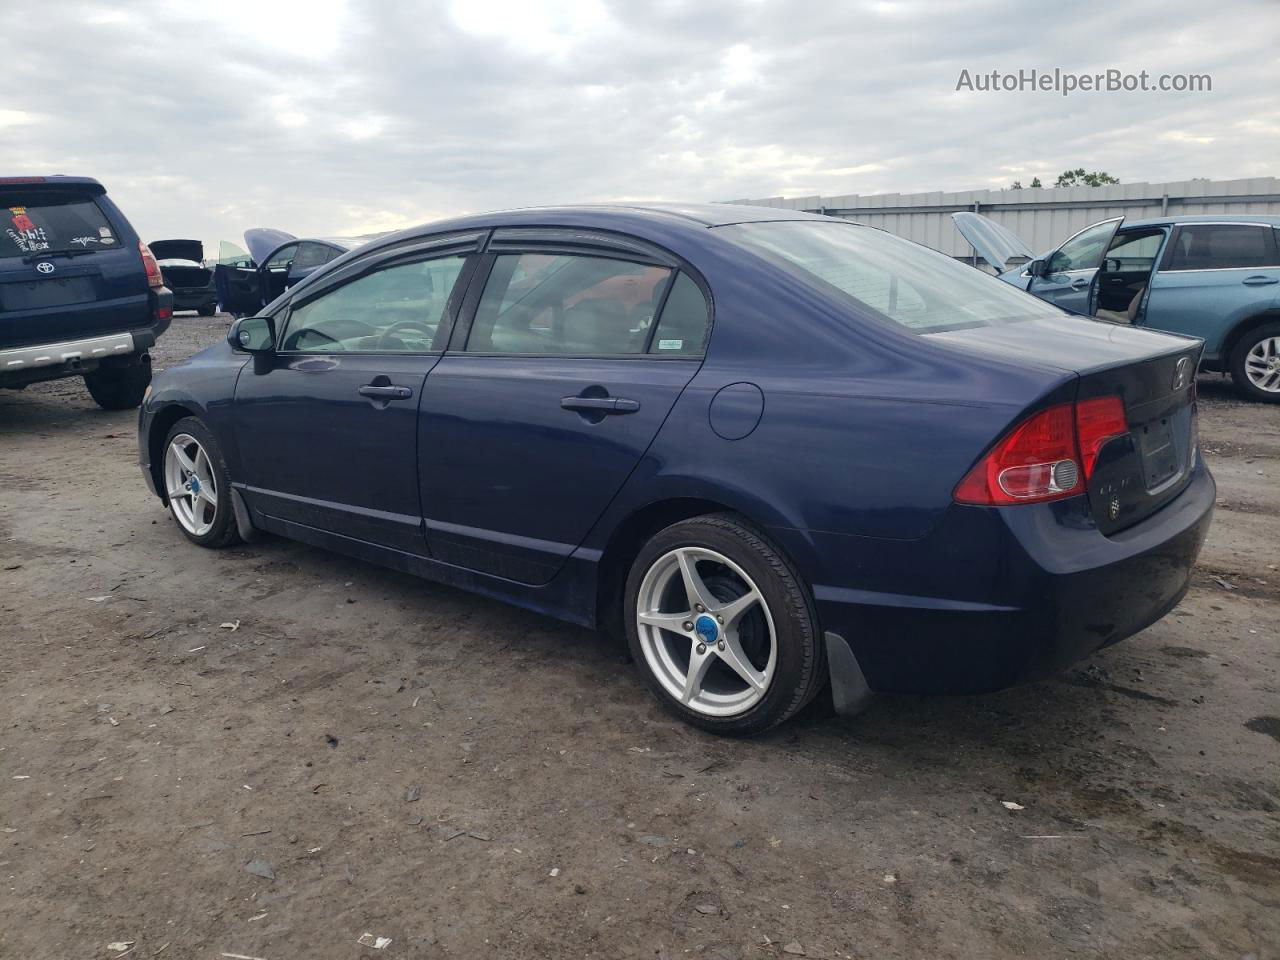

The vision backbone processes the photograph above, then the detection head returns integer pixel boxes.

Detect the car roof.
[1123,213,1280,229]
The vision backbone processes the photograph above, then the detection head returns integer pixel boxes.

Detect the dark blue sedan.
[138,204,1214,734]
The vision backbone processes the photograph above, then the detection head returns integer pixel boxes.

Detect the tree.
[1009,181,1023,190]
[1055,168,1119,187]
[1029,177,1043,188]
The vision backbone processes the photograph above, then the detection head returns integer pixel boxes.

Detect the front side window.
[1106,231,1163,266]
[1165,224,1279,271]
[281,254,467,353]
[467,252,672,355]
[720,220,1061,334]
[1047,219,1122,273]
[291,242,335,270]
[2,193,117,256]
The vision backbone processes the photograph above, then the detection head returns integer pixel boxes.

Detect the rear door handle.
[560,396,640,414]
[358,384,413,399]
[1242,275,1279,286]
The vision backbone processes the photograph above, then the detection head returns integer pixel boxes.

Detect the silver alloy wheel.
[164,433,218,537]
[1244,336,1280,393]
[635,546,777,717]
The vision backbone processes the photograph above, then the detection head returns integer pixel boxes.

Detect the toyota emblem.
[35,261,55,274]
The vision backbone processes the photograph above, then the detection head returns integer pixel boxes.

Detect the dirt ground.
[1,312,1277,960]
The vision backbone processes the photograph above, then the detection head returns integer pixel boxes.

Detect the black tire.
[624,513,826,736]
[84,359,151,410]
[1230,321,1280,403]
[197,302,217,317]
[162,416,241,548]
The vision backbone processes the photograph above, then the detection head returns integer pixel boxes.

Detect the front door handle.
[560,396,641,414]
[1242,275,1279,286]
[1070,277,1091,290]
[359,384,413,399]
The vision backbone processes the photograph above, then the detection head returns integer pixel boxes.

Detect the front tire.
[84,359,151,410]
[624,514,826,735]
[1230,322,1280,403]
[162,416,241,548]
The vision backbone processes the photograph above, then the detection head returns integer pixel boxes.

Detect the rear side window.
[649,272,711,356]
[2,194,118,256]
[467,252,672,355]
[1165,224,1280,270]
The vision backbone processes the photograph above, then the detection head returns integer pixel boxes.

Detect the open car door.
[214,238,263,318]
[1024,218,1124,315]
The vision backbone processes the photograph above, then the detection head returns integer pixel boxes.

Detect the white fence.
[728,177,1280,261]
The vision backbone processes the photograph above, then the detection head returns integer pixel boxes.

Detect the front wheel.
[84,359,151,410]
[162,416,241,548]
[1230,322,1280,403]
[624,514,826,735]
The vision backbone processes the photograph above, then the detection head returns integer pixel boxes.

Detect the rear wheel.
[162,417,240,548]
[197,302,217,317]
[624,514,825,735]
[1231,322,1280,403]
[84,359,151,410]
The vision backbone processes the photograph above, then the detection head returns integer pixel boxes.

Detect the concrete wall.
[728,177,1280,261]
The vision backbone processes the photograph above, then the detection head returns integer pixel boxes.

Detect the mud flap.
[824,631,873,716]
[230,487,257,543]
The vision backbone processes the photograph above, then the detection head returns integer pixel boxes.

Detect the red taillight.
[955,396,1131,506]
[0,176,46,184]
[139,241,163,288]
[1075,395,1128,481]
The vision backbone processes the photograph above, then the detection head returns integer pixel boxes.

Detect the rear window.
[719,220,1062,334]
[2,193,117,257]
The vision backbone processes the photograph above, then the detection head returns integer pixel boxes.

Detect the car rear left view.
[137,204,1215,734]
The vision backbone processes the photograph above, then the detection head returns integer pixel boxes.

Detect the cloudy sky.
[1,0,1275,252]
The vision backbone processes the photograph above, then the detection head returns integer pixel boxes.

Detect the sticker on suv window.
[658,338,684,350]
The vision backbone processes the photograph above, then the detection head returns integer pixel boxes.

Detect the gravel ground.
[2,312,1277,960]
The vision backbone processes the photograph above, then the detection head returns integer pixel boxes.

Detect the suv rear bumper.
[0,315,169,389]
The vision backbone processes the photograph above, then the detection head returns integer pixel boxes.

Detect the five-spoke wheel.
[1231,322,1280,404]
[625,514,826,734]
[161,417,241,547]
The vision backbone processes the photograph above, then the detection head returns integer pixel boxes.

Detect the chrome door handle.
[1070,278,1091,290]
[1242,275,1278,286]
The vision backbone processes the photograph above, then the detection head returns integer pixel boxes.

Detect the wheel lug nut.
[716,616,724,624]
[696,643,707,655]
[717,640,725,651]
[694,604,705,613]
[682,621,694,632]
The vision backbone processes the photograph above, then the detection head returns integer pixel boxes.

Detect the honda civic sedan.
[137,204,1214,734]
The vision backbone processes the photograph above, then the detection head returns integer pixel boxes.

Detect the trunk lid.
[932,315,1203,533]
[148,239,203,262]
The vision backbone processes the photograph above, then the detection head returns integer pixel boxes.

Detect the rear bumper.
[811,460,1215,698]
[0,313,170,389]
[171,286,216,310]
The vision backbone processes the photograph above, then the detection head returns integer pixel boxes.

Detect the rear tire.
[1230,322,1280,403]
[84,358,151,410]
[624,514,826,736]
[197,302,217,317]
[162,416,241,548]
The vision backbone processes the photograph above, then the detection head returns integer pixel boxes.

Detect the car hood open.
[951,212,1035,272]
[244,228,297,265]
[148,239,204,262]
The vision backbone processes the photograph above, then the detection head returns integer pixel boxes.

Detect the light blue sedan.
[955,212,1280,402]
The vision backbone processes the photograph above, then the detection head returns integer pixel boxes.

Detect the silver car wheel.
[635,546,777,717]
[164,433,218,537]
[1244,336,1280,393]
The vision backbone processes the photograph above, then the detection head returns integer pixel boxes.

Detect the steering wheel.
[376,319,435,350]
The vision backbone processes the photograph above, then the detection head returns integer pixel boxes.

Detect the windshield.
[719,220,1062,334]
[2,194,117,257]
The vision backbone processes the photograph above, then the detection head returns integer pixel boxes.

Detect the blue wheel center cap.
[189,476,200,494]
[694,614,718,645]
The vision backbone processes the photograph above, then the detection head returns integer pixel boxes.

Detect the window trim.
[448,245,711,360]
[273,244,481,357]
[1158,221,1280,273]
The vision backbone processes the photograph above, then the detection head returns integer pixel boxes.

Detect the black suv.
[1,176,172,409]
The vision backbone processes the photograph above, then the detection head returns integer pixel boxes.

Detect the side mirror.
[1026,258,1048,278]
[229,315,276,353]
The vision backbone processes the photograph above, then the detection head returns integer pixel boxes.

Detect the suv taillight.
[954,397,1128,506]
[140,241,163,288]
